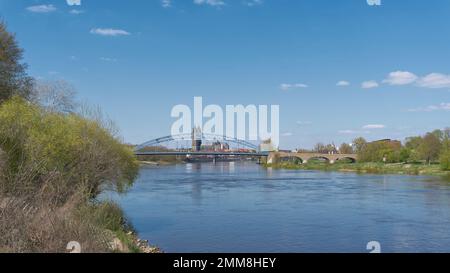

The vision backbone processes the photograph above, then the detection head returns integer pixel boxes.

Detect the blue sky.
[1,0,449,149]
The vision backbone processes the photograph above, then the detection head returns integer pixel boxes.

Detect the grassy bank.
[0,97,156,253]
[137,152,185,166]
[139,159,184,166]
[265,161,450,177]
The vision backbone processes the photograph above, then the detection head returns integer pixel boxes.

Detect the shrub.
[0,97,138,200]
[441,150,450,171]
[0,97,140,252]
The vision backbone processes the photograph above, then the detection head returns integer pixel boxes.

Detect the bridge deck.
[135,151,269,157]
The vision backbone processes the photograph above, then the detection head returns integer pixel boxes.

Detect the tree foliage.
[352,137,367,154]
[0,22,33,103]
[418,132,442,164]
[440,136,450,171]
[0,97,139,200]
[313,142,337,154]
[357,140,402,163]
[355,129,449,165]
[339,143,353,154]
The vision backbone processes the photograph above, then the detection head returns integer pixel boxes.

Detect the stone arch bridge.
[268,152,358,164]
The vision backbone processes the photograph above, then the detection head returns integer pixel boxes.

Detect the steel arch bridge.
[134,133,258,152]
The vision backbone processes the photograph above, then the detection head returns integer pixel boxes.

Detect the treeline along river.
[105,162,450,253]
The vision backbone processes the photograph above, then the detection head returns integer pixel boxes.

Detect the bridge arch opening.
[307,157,331,164]
[279,156,303,164]
[335,157,357,164]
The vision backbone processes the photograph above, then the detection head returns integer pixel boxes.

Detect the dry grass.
[0,194,113,253]
[0,147,137,253]
[0,98,140,253]
[0,163,121,253]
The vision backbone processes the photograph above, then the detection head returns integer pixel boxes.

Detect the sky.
[1,0,449,149]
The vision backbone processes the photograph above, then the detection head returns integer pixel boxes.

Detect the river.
[106,162,450,253]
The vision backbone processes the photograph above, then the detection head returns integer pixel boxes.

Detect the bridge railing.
[134,133,258,152]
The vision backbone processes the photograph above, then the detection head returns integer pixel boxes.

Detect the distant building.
[371,139,402,149]
[212,141,229,151]
[191,127,202,152]
[201,141,230,152]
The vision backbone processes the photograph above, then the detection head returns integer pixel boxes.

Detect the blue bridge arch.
[134,133,258,152]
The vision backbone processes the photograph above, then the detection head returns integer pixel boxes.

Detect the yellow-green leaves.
[0,97,139,198]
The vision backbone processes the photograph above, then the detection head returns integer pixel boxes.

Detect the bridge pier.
[267,154,274,164]
[266,152,358,165]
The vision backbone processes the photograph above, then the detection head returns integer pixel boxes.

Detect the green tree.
[357,140,402,163]
[0,21,33,103]
[444,128,450,139]
[418,132,442,164]
[314,143,337,154]
[404,136,423,163]
[314,142,326,153]
[441,151,450,171]
[399,147,411,163]
[325,143,337,154]
[0,97,139,198]
[352,137,367,154]
[431,129,444,142]
[405,136,423,150]
[440,135,450,171]
[339,143,354,154]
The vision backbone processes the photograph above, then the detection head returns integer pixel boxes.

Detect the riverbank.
[265,162,450,177]
[0,98,149,253]
[139,160,183,166]
[111,229,162,253]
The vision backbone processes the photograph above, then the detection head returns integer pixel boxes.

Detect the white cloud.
[383,71,418,86]
[100,57,118,62]
[280,83,308,90]
[161,0,172,8]
[361,80,379,89]
[408,103,450,112]
[245,0,263,6]
[416,73,450,89]
[66,0,81,6]
[282,132,293,137]
[90,28,131,36]
[194,0,225,6]
[296,121,312,126]
[362,124,385,129]
[70,9,84,14]
[26,5,56,13]
[379,71,450,89]
[336,81,350,87]
[339,130,370,135]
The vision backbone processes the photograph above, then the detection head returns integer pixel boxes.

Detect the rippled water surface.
[107,162,450,253]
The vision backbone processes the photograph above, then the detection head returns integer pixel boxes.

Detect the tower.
[191,127,202,152]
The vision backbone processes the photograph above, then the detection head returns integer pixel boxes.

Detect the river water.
[107,162,450,253]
